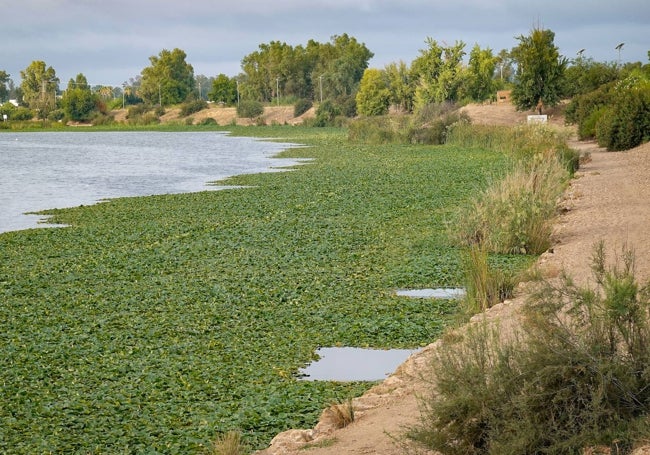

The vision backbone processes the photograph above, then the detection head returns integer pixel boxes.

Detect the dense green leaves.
[510,28,568,112]
[140,48,195,106]
[0,127,514,452]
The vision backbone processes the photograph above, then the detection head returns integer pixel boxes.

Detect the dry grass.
[206,431,249,455]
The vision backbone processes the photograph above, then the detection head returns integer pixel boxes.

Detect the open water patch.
[298,347,419,382]
[395,288,466,299]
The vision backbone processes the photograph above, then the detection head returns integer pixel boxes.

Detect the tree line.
[1,28,648,131]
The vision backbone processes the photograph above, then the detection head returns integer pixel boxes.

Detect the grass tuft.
[206,431,250,455]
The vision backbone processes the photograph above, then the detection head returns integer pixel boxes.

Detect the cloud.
[2,0,648,86]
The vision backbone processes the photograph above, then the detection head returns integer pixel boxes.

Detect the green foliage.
[595,73,650,150]
[236,99,264,119]
[180,99,208,117]
[347,102,469,145]
[410,243,650,454]
[140,48,195,105]
[355,68,390,116]
[565,82,615,139]
[241,34,373,103]
[411,39,466,108]
[464,44,498,102]
[62,75,100,122]
[0,127,522,452]
[208,74,238,105]
[510,28,567,112]
[563,58,620,98]
[384,61,414,112]
[456,154,569,254]
[293,98,313,117]
[19,60,59,117]
[1,104,33,121]
[312,100,341,127]
[0,70,9,102]
[461,244,517,314]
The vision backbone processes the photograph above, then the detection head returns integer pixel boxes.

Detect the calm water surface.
[0,131,301,233]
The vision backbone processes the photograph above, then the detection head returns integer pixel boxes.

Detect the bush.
[180,99,207,117]
[313,100,340,127]
[197,117,217,125]
[293,98,312,117]
[347,115,410,144]
[10,107,34,121]
[455,153,570,254]
[236,100,264,119]
[410,243,650,454]
[595,80,650,151]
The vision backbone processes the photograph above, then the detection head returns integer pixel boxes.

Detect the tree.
[411,39,466,109]
[356,68,390,116]
[208,74,237,105]
[510,28,567,112]
[562,57,620,98]
[19,61,59,117]
[61,74,100,121]
[465,44,498,102]
[140,48,195,106]
[0,70,10,102]
[384,61,414,112]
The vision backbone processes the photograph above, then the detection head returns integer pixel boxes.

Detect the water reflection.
[298,347,419,382]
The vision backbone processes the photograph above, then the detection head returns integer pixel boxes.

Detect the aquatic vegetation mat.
[0,126,519,452]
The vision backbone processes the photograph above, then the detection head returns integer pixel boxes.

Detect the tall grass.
[455,153,570,255]
[410,243,650,454]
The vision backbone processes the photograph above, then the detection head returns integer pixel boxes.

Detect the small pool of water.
[395,288,466,299]
[298,347,419,382]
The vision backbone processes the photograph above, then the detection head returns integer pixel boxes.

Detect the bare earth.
[256,103,650,455]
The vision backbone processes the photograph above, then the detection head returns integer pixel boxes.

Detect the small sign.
[527,115,548,124]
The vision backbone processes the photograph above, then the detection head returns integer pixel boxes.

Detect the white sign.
[527,115,548,124]
[2,114,7,122]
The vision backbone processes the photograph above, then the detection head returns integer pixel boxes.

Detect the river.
[0,131,300,233]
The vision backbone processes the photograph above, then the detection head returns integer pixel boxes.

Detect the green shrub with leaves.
[293,98,312,117]
[410,243,650,454]
[237,100,264,119]
[180,99,208,117]
[595,76,650,151]
[456,153,570,255]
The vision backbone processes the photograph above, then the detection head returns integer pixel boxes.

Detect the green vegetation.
[510,28,568,113]
[0,126,522,453]
[236,99,264,119]
[410,243,650,453]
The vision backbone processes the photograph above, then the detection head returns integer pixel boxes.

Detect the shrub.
[198,117,217,125]
[313,100,341,127]
[455,153,570,254]
[347,115,409,144]
[410,243,650,454]
[293,98,312,117]
[595,79,650,151]
[180,99,208,117]
[236,100,264,119]
[10,107,34,121]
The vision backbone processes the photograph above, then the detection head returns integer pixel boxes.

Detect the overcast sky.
[3,0,648,87]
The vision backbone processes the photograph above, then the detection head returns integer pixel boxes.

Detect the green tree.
[356,68,390,116]
[411,39,466,109]
[61,74,100,121]
[384,61,414,112]
[563,57,620,98]
[510,28,567,113]
[19,61,59,118]
[0,70,9,102]
[494,49,514,85]
[465,44,498,102]
[140,48,195,106]
[208,74,237,105]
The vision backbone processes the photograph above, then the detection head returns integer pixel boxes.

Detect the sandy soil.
[112,105,315,126]
[256,103,650,455]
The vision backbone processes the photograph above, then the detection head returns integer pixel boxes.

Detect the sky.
[2,0,649,88]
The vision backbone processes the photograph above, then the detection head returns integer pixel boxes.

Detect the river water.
[0,131,301,233]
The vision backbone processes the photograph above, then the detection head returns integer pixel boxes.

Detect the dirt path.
[258,109,650,454]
